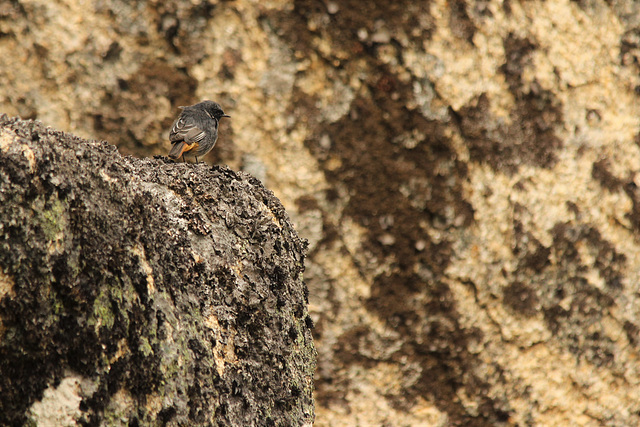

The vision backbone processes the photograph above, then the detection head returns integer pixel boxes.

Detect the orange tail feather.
[168,142,195,159]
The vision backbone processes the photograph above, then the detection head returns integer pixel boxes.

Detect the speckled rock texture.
[3,0,640,425]
[0,116,315,426]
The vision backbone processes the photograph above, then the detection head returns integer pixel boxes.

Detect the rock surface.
[2,0,640,425]
[0,116,315,426]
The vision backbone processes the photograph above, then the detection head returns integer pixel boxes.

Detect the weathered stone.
[3,0,640,425]
[0,116,315,426]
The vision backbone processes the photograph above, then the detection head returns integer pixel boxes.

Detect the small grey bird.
[168,100,230,163]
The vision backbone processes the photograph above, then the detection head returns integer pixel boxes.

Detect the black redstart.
[168,100,230,163]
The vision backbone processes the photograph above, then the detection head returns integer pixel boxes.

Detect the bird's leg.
[195,156,199,164]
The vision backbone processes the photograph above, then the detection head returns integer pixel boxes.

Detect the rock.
[0,116,315,426]
[3,0,640,425]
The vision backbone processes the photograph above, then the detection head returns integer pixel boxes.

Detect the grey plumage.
[168,100,230,162]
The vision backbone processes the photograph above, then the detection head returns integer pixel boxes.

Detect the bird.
[168,100,230,163]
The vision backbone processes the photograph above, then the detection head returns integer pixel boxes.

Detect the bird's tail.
[168,142,192,159]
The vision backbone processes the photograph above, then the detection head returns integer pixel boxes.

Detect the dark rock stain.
[503,281,539,317]
[517,222,625,367]
[449,0,477,43]
[592,158,624,192]
[455,34,563,173]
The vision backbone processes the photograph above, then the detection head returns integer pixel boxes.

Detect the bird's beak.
[222,114,231,118]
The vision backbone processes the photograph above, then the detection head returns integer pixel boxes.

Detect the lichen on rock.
[0,115,315,426]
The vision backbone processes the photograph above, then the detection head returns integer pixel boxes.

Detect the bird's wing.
[169,115,206,144]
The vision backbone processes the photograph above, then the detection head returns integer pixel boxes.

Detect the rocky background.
[2,0,640,425]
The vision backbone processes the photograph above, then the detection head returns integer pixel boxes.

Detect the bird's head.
[196,100,231,120]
